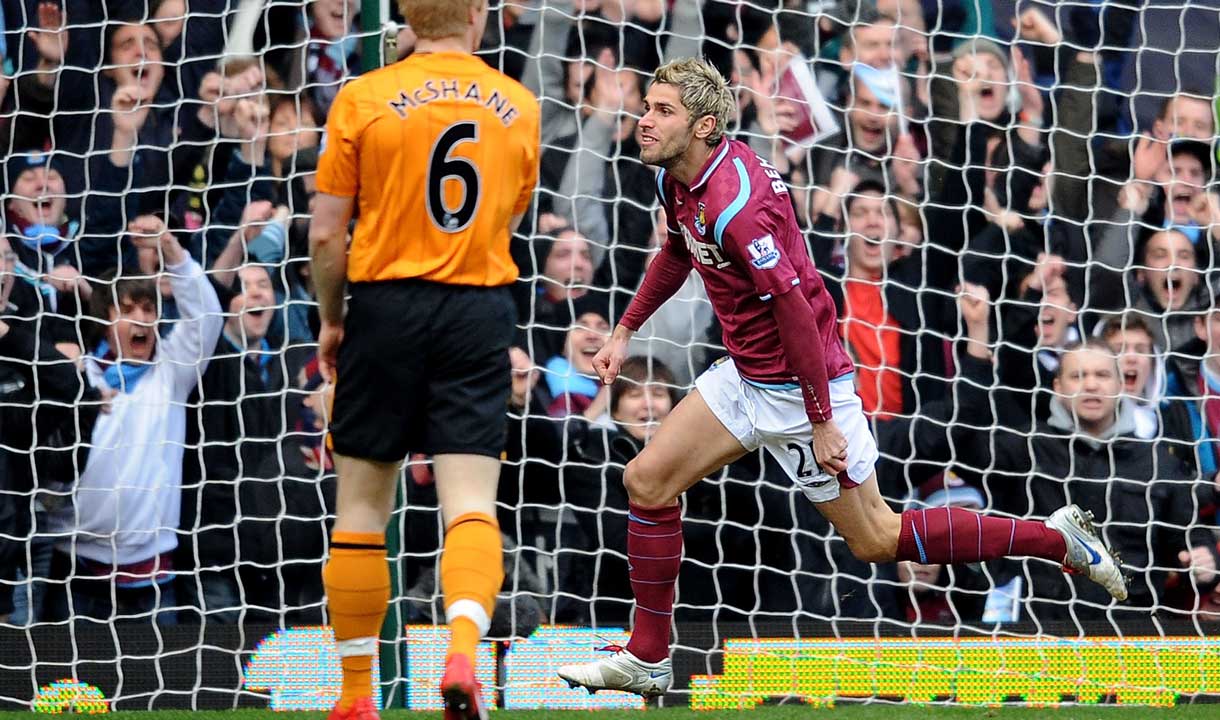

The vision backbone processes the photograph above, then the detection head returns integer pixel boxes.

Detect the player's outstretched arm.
[593,238,691,385]
[309,192,356,381]
[617,237,692,336]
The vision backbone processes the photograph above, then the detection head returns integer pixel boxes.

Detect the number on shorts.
[787,442,816,479]
[427,121,481,233]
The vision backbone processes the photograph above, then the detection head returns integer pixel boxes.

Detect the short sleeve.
[315,82,361,198]
[722,199,800,301]
[513,102,542,215]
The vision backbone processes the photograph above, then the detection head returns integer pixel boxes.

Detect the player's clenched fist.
[592,327,632,385]
[812,419,848,476]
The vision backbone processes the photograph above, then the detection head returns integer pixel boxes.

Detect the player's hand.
[591,333,629,385]
[318,320,345,384]
[811,420,848,476]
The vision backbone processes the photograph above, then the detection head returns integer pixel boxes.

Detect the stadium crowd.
[0,0,1218,634]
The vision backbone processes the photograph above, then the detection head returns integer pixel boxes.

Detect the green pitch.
[2,707,1216,720]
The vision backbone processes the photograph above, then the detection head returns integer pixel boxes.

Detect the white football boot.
[1046,504,1128,601]
[557,646,672,698]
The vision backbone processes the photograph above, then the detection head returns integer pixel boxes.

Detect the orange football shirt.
[316,50,540,286]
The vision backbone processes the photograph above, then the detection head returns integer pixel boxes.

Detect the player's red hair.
[398,0,483,40]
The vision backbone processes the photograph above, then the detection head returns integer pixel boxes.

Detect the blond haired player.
[557,58,1125,697]
[309,0,538,717]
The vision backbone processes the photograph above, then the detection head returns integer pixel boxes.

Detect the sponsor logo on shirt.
[747,234,780,270]
[681,224,730,268]
[694,202,708,235]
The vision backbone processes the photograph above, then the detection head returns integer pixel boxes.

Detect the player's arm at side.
[310,82,363,380]
[310,193,356,325]
[723,207,844,473]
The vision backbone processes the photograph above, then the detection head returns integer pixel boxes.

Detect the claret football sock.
[324,531,391,711]
[896,507,1067,565]
[441,512,503,660]
[624,502,683,664]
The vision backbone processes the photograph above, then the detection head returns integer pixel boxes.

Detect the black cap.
[4,150,63,197]
[1169,138,1216,184]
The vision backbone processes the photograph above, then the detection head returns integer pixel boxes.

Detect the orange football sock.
[441,513,503,660]
[323,530,390,710]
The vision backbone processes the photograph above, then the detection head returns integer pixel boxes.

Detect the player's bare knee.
[622,458,669,507]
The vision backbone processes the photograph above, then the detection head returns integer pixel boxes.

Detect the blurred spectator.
[553,52,653,308]
[519,226,595,361]
[811,177,953,416]
[0,314,100,625]
[35,9,227,273]
[1093,228,1205,359]
[1098,313,1193,454]
[1103,139,1217,262]
[178,263,302,623]
[243,355,336,625]
[557,355,679,623]
[285,0,360,119]
[2,152,87,353]
[545,304,611,419]
[994,253,1081,422]
[805,62,922,211]
[961,148,1090,309]
[44,216,222,624]
[267,94,321,184]
[1184,301,1220,494]
[930,287,1219,624]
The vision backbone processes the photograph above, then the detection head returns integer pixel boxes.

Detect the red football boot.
[327,696,379,720]
[440,653,488,720]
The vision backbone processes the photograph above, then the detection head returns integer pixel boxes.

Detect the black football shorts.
[330,278,516,462]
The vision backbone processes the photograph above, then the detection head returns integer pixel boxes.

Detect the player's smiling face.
[637,83,696,167]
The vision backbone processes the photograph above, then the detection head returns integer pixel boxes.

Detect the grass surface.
[3,706,1216,719]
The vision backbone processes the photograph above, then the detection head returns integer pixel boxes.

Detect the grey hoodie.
[1046,396,1140,449]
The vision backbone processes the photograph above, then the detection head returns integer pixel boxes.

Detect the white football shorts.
[694,356,878,504]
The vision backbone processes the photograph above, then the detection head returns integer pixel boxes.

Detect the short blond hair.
[652,57,735,146]
[398,0,481,40]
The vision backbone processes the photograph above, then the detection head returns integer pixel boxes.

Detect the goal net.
[0,0,1218,711]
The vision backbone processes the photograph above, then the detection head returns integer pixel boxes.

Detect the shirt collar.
[689,139,731,192]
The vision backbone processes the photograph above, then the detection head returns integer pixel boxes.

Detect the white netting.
[0,0,1219,710]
